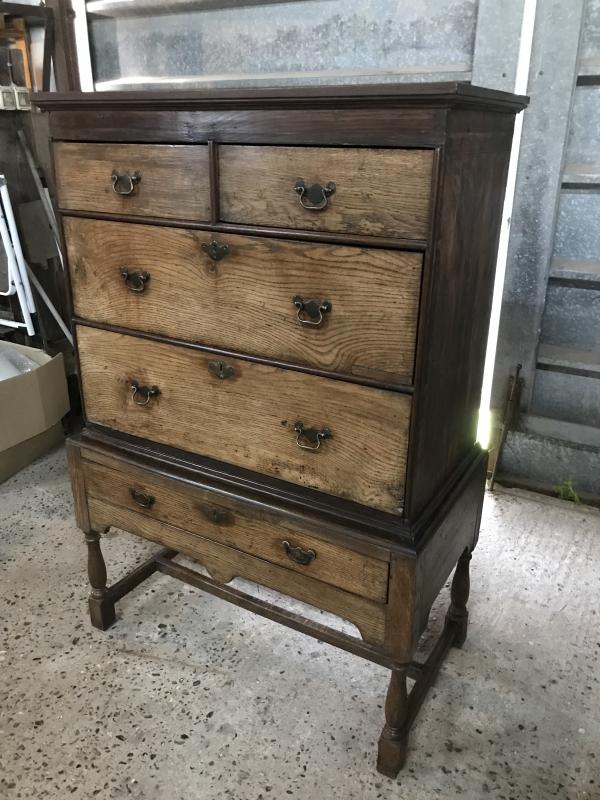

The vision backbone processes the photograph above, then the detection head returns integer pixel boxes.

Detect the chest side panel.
[405,109,516,519]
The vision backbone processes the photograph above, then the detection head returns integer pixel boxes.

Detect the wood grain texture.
[78,432,405,554]
[384,556,417,662]
[405,111,515,518]
[155,555,399,669]
[44,108,446,148]
[66,439,90,531]
[87,497,387,644]
[34,83,529,111]
[219,145,434,239]
[377,667,409,776]
[77,325,410,513]
[54,142,210,220]
[414,452,486,638]
[65,217,422,385]
[82,458,390,602]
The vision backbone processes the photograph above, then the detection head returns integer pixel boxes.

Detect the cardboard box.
[0,342,70,482]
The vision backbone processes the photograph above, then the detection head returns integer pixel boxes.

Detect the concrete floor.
[0,447,599,800]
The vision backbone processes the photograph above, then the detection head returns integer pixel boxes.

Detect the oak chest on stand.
[36,83,527,776]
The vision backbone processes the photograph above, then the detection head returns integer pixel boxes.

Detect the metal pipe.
[0,204,17,297]
[0,177,36,314]
[0,191,35,336]
[25,264,73,346]
[0,318,28,330]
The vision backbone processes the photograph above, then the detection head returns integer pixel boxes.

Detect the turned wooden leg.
[85,530,116,630]
[377,667,409,777]
[446,548,471,647]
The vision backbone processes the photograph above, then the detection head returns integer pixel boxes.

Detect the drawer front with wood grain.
[82,456,389,602]
[87,495,387,644]
[219,145,434,239]
[54,142,210,220]
[65,217,422,385]
[76,325,410,513]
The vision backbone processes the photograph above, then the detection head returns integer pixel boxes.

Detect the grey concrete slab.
[551,259,600,284]
[471,0,527,91]
[500,426,600,497]
[537,343,600,375]
[491,0,586,413]
[581,0,600,62]
[88,0,477,88]
[522,412,600,448]
[563,166,600,184]
[566,85,600,163]
[532,366,600,427]
[1,446,599,799]
[554,190,600,261]
[540,284,600,351]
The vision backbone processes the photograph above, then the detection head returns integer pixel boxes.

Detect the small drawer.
[87,494,387,645]
[219,145,434,239]
[76,325,411,514]
[82,457,390,603]
[65,217,422,385]
[54,142,210,221]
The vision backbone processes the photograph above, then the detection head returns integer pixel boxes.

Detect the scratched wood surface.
[65,217,422,385]
[77,325,410,513]
[88,497,387,644]
[54,142,210,220]
[219,145,434,239]
[83,458,390,602]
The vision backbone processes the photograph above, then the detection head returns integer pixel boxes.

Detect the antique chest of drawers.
[36,83,526,776]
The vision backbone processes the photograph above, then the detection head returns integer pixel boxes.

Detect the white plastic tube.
[0,197,35,335]
[26,264,73,345]
[0,176,36,314]
[0,203,17,297]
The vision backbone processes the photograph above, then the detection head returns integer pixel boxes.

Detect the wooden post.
[377,667,409,777]
[446,548,471,647]
[85,530,115,630]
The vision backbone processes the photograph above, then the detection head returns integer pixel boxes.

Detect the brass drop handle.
[130,379,160,406]
[294,178,336,211]
[111,170,141,196]
[129,487,155,508]
[282,540,316,566]
[293,421,332,451]
[201,240,229,262]
[208,360,235,380]
[293,295,332,327]
[120,267,150,293]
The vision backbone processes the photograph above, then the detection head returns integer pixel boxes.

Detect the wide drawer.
[82,456,390,603]
[54,142,210,220]
[219,145,434,239]
[65,217,422,385]
[87,495,387,644]
[76,326,410,513]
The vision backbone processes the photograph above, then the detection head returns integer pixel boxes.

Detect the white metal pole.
[0,176,36,315]
[25,265,73,345]
[71,0,95,91]
[0,204,17,297]
[0,197,35,336]
[476,0,538,447]
[0,318,29,330]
